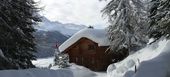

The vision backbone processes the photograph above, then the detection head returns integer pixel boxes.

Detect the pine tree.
[54,48,69,68]
[148,0,170,40]
[0,0,41,69]
[102,0,149,52]
[54,53,69,68]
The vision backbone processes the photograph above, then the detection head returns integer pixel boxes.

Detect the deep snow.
[134,40,170,77]
[0,68,73,77]
[107,39,170,77]
[32,57,54,68]
[32,57,107,77]
[0,56,107,77]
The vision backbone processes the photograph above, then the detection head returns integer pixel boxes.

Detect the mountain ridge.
[34,16,87,36]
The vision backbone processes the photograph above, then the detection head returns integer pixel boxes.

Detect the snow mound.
[32,57,106,77]
[59,28,110,52]
[32,57,54,68]
[107,39,169,77]
[134,40,170,77]
[68,63,96,77]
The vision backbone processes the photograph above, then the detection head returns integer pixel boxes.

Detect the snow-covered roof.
[59,28,110,52]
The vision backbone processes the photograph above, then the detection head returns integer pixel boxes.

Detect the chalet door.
[83,54,96,70]
[70,55,83,65]
[76,56,82,65]
[81,46,97,70]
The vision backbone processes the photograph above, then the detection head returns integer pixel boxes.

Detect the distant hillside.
[34,30,68,58]
[33,16,87,58]
[34,16,87,36]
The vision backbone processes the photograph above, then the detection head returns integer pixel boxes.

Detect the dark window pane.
[88,44,95,50]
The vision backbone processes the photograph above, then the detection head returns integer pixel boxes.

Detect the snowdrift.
[107,39,170,77]
[33,57,100,77]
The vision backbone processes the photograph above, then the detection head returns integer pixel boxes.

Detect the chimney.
[88,25,94,29]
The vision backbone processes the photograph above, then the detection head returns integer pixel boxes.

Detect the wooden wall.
[64,38,113,71]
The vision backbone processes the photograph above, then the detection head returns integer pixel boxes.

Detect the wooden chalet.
[58,28,124,71]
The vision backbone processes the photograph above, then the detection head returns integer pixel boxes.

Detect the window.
[88,44,95,50]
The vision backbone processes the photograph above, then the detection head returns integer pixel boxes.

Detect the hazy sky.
[35,0,110,29]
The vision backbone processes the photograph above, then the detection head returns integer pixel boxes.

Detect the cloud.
[35,0,109,28]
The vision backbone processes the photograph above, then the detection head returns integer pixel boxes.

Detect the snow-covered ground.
[32,57,54,68]
[32,57,107,77]
[0,68,73,77]
[107,39,170,77]
[0,56,107,77]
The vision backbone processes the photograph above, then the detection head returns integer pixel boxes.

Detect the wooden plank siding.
[63,37,113,71]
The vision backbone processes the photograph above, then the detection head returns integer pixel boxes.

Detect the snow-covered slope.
[107,39,170,77]
[34,17,87,36]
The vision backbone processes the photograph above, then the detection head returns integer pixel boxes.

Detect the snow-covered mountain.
[34,17,87,36]
[33,16,87,58]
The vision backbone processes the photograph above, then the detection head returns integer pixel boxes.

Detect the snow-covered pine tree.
[54,48,60,66]
[148,0,170,40]
[54,53,69,68]
[102,0,149,52]
[0,0,41,69]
